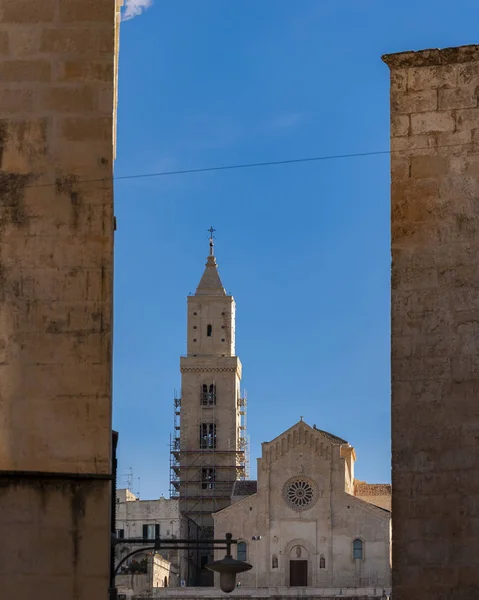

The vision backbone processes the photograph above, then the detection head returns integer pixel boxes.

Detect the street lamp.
[251,535,261,588]
[206,533,252,593]
[112,532,251,595]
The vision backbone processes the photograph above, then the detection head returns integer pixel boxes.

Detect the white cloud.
[122,0,153,21]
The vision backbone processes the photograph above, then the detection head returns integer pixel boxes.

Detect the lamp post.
[206,533,253,593]
[251,535,261,588]
[112,532,251,594]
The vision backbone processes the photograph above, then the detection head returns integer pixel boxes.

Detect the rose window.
[282,477,318,511]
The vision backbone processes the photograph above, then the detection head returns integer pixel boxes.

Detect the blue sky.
[113,0,479,499]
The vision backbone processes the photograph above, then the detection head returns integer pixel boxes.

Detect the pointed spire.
[195,227,227,296]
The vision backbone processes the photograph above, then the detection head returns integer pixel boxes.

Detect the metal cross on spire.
[208,226,216,256]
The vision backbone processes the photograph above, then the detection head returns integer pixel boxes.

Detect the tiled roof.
[232,480,257,497]
[355,483,392,496]
[313,427,348,445]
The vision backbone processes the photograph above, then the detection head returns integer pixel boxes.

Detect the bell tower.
[170,229,247,583]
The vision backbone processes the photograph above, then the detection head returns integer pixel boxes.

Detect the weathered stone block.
[435,129,472,154]
[411,111,455,134]
[438,87,478,110]
[408,65,458,90]
[0,31,9,55]
[39,86,96,113]
[0,59,51,82]
[391,114,409,136]
[391,133,434,153]
[1,0,56,22]
[458,63,479,85]
[410,155,448,179]
[61,116,112,141]
[391,156,410,179]
[40,27,112,56]
[455,107,479,131]
[0,89,34,114]
[392,90,437,114]
[98,87,114,114]
[5,27,41,57]
[59,0,114,22]
[60,60,114,82]
[391,68,408,92]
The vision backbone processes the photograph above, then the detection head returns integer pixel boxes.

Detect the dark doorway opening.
[290,560,308,586]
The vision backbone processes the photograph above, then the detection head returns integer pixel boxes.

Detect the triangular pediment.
[262,420,348,462]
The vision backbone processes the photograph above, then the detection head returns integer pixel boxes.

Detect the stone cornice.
[180,355,242,377]
[382,44,479,69]
[180,366,238,373]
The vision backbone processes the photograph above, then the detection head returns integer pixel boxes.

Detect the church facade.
[170,234,391,591]
[213,420,391,588]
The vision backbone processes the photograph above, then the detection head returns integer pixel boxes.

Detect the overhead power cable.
[23,141,468,190]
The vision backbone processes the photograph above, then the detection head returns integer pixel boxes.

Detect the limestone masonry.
[383,44,479,600]
[0,0,121,598]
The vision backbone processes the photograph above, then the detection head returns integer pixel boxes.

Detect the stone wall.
[0,0,120,597]
[137,588,390,599]
[117,554,176,598]
[383,44,479,600]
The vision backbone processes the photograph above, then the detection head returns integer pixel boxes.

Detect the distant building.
[116,553,174,599]
[115,489,199,586]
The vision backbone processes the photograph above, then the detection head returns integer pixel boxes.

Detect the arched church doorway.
[289,545,308,586]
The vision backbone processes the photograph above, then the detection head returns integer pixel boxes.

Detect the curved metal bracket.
[114,546,155,576]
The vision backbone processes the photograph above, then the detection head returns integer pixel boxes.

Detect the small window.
[199,423,216,449]
[237,542,247,561]
[221,312,225,316]
[202,468,216,489]
[320,555,326,569]
[221,325,225,329]
[193,338,197,342]
[193,312,197,315]
[143,524,160,540]
[353,538,363,560]
[116,528,124,539]
[201,384,216,406]
[200,555,208,569]
[221,338,225,342]
[193,326,197,329]
[207,324,212,337]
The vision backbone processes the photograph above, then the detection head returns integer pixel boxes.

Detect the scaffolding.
[169,391,181,499]
[169,387,249,511]
[237,391,249,480]
[168,377,249,586]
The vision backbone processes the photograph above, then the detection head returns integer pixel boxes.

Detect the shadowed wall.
[384,45,479,600]
[0,0,121,597]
